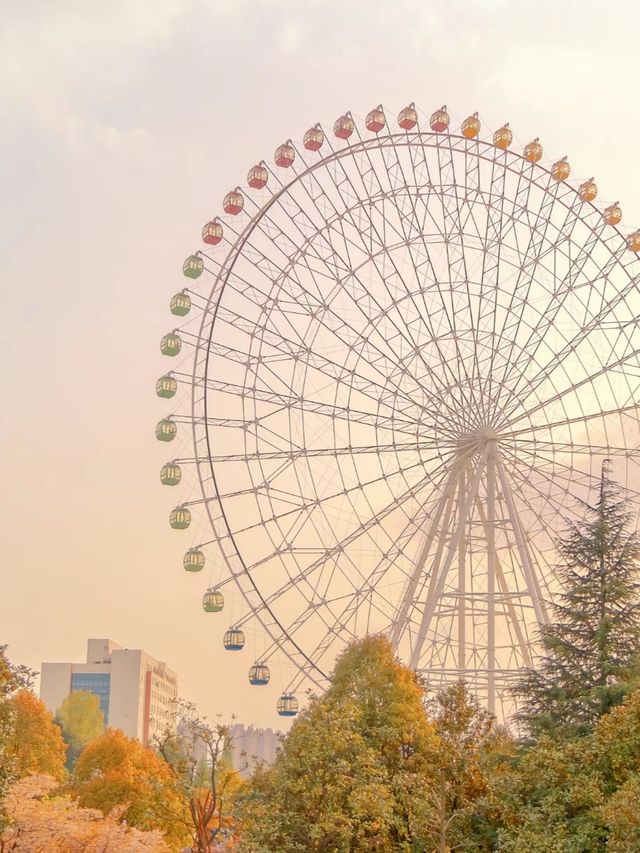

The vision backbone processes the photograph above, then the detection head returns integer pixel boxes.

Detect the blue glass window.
[70,673,111,723]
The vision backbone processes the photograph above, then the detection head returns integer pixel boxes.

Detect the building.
[40,639,178,746]
[228,723,281,778]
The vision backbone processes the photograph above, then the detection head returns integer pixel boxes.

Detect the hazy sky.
[2,0,640,729]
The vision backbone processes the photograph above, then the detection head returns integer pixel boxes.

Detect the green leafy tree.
[55,690,104,769]
[237,636,439,853]
[515,468,640,738]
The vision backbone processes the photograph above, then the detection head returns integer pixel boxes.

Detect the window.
[71,673,111,723]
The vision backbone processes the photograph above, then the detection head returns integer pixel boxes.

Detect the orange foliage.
[7,690,67,781]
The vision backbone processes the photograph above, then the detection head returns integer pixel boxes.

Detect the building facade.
[40,639,178,746]
[228,723,281,778]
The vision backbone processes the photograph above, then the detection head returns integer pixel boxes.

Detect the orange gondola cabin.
[551,157,570,182]
[524,138,543,163]
[628,230,640,252]
[493,124,513,150]
[461,113,480,139]
[604,203,622,225]
[579,179,597,202]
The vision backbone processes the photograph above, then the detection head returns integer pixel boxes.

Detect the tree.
[515,468,640,738]
[55,690,104,768]
[0,647,35,834]
[73,727,187,848]
[0,774,170,852]
[6,690,66,781]
[425,683,509,852]
[237,636,439,853]
[156,700,242,853]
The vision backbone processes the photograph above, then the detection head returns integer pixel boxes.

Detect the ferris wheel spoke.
[505,400,640,439]
[488,175,574,415]
[244,159,458,408]
[310,132,482,418]
[500,239,635,422]
[242,460,441,593]
[208,438,440,465]
[504,342,640,432]
[379,134,484,408]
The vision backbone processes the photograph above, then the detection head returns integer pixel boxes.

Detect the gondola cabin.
[183,255,203,279]
[160,462,182,486]
[170,506,191,530]
[277,694,299,717]
[249,662,270,685]
[551,157,570,182]
[334,114,354,139]
[156,419,177,442]
[275,143,295,168]
[303,127,324,151]
[628,230,640,253]
[579,179,598,202]
[223,189,244,215]
[170,291,191,317]
[160,332,182,357]
[184,548,205,572]
[202,219,223,245]
[430,106,449,133]
[398,104,417,130]
[493,124,513,150]
[223,627,245,650]
[524,138,543,163]
[203,588,224,612]
[247,164,268,189]
[156,374,177,399]
[461,113,480,139]
[604,203,622,225]
[366,107,385,133]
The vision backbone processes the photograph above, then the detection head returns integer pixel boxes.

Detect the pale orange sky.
[2,0,640,728]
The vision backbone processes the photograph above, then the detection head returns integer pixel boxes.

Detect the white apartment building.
[40,639,178,746]
[228,723,281,778]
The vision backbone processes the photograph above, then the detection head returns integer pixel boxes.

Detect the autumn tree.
[0,774,170,852]
[515,469,640,738]
[156,700,241,853]
[425,683,510,852]
[55,689,104,768]
[0,647,35,834]
[5,690,66,781]
[73,727,187,849]
[237,636,439,853]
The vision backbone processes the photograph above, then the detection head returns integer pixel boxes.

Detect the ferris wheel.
[155,103,640,718]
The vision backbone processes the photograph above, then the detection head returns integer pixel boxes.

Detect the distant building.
[40,638,178,746]
[228,723,281,778]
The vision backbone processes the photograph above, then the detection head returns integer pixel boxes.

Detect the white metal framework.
[159,105,640,716]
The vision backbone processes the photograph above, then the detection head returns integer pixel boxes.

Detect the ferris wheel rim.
[168,105,640,709]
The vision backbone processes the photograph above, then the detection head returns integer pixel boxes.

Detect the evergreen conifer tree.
[515,465,640,738]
